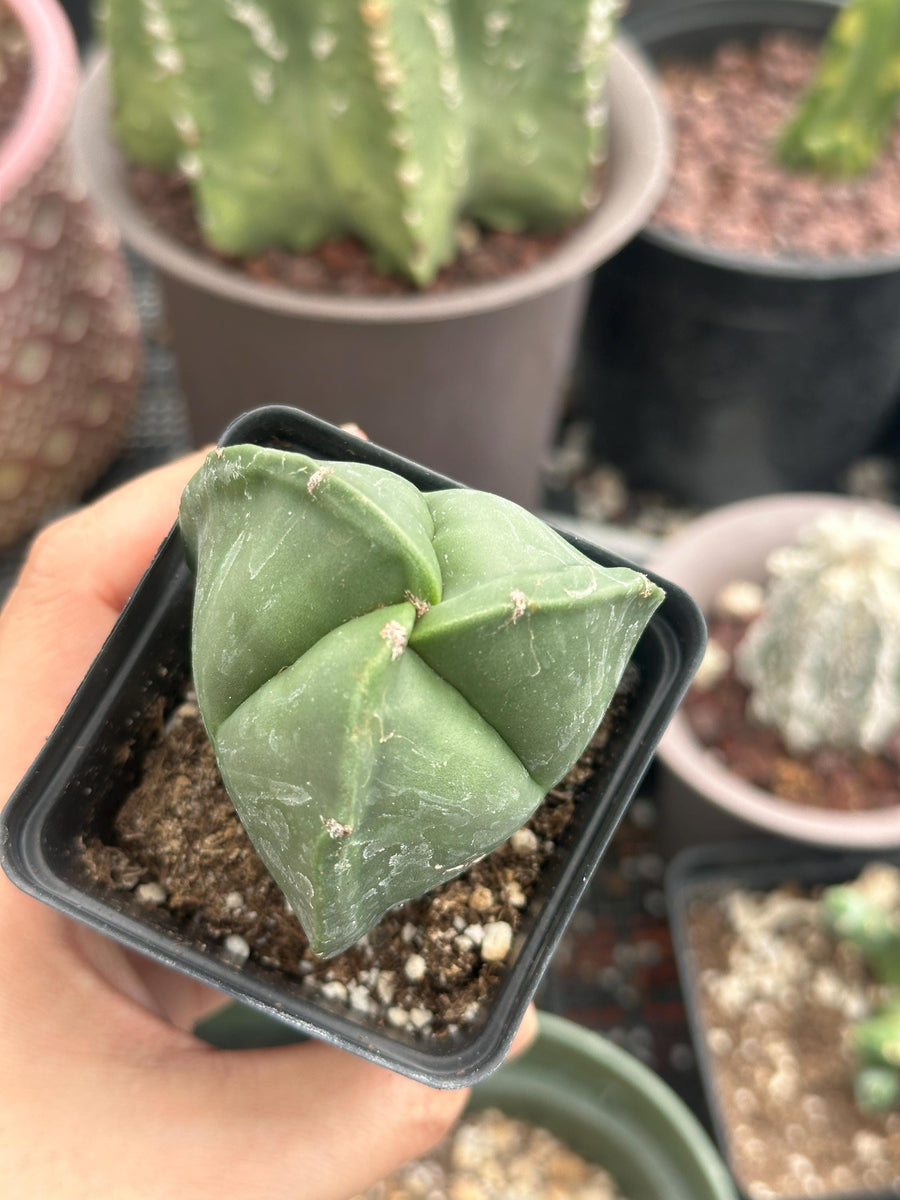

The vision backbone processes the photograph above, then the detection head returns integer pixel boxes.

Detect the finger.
[144,1005,538,1198]
[507,1003,538,1059]
[152,1038,468,1200]
[0,450,208,800]
[339,422,369,440]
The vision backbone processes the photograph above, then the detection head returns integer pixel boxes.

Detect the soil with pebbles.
[654,34,900,259]
[351,1107,626,1200]
[686,614,900,813]
[690,882,900,1199]
[79,672,637,1039]
[128,166,578,298]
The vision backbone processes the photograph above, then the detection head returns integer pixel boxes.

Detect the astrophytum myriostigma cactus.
[179,445,663,958]
[103,0,616,283]
[736,513,900,756]
[778,0,900,177]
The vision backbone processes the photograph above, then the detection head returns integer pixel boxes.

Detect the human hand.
[0,452,537,1200]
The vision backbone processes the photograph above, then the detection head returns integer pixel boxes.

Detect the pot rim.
[71,37,671,325]
[0,0,78,202]
[630,0,900,280]
[523,1013,738,1199]
[652,492,900,850]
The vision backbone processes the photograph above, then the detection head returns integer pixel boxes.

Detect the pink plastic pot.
[650,493,900,851]
[0,0,139,547]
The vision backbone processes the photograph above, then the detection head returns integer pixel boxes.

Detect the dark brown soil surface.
[0,4,30,147]
[654,34,900,259]
[128,166,581,297]
[79,671,637,1039]
[689,882,900,1198]
[685,615,900,812]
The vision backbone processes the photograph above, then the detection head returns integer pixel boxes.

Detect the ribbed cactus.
[824,864,900,1111]
[102,0,616,284]
[777,0,900,178]
[179,445,663,958]
[736,513,900,755]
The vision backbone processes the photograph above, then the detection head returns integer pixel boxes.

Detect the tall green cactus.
[103,0,616,284]
[736,513,900,755]
[179,445,663,958]
[777,0,900,178]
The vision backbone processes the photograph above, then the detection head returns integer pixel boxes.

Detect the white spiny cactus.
[736,512,900,755]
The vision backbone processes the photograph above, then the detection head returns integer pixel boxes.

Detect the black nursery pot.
[0,406,705,1089]
[667,839,900,1200]
[579,0,900,508]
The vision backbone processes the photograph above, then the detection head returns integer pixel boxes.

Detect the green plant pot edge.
[196,1006,736,1199]
[471,1011,736,1200]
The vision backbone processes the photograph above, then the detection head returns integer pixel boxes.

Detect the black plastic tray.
[667,840,900,1200]
[0,405,705,1088]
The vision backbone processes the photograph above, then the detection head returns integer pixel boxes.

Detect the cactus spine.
[179,445,662,957]
[104,0,617,284]
[736,512,900,755]
[777,0,900,178]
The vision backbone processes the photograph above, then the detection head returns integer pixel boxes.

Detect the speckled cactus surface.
[179,445,662,958]
[104,0,616,283]
[778,0,900,178]
[736,512,900,755]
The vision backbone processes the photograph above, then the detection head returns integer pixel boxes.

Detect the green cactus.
[179,445,663,958]
[824,864,900,1111]
[854,1063,900,1112]
[777,0,900,178]
[824,864,900,986]
[103,0,616,284]
[735,512,900,756]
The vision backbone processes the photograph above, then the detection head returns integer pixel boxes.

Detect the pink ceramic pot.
[0,0,139,547]
[650,493,900,851]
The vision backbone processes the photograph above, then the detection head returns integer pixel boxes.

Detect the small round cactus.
[179,445,663,957]
[824,864,900,1112]
[736,512,900,755]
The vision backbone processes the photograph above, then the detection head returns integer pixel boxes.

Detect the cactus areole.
[104,0,616,284]
[179,446,663,958]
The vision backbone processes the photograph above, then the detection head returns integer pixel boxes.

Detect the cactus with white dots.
[777,0,900,178]
[103,0,617,284]
[736,512,900,756]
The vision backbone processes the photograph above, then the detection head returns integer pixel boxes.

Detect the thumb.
[153,1039,468,1200]
[145,1006,538,1200]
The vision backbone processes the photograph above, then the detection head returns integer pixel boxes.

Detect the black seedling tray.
[1,406,705,1088]
[667,840,900,1200]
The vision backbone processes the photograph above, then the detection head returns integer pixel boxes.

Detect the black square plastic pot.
[667,840,900,1200]
[0,406,705,1088]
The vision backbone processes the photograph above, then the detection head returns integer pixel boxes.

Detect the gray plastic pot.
[196,1007,737,1200]
[71,41,670,509]
[650,493,900,853]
